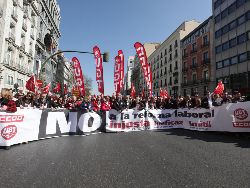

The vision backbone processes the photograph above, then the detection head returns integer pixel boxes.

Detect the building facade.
[149,20,200,97]
[213,0,250,94]
[124,56,134,94]
[181,17,214,96]
[0,0,61,91]
[34,0,61,86]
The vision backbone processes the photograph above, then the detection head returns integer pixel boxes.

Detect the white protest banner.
[106,102,250,132]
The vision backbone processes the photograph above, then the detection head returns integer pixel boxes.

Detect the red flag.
[214,81,224,95]
[118,50,124,90]
[163,89,169,99]
[114,56,121,94]
[131,84,136,98]
[25,75,36,92]
[134,42,153,97]
[43,83,51,93]
[72,57,85,96]
[93,46,104,94]
[53,82,61,93]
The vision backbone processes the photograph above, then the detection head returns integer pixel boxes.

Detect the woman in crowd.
[0,88,17,112]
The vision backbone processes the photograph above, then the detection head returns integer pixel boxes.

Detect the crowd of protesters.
[0,87,249,114]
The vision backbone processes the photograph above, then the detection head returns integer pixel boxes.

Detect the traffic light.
[103,52,109,63]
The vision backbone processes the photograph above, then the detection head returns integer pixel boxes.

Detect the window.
[183,48,187,56]
[215,45,222,54]
[203,35,208,45]
[216,61,223,69]
[175,61,178,68]
[175,49,178,57]
[184,62,187,68]
[204,70,209,80]
[237,15,246,25]
[8,76,14,85]
[183,77,187,84]
[165,49,167,55]
[203,51,209,60]
[192,74,197,81]
[231,56,238,64]
[215,30,222,38]
[192,43,197,51]
[239,52,248,63]
[229,20,237,30]
[169,45,172,52]
[236,0,245,8]
[169,53,172,61]
[221,9,228,19]
[248,31,250,40]
[169,64,172,71]
[247,11,250,20]
[222,41,229,51]
[223,59,230,67]
[215,14,221,23]
[222,25,229,34]
[237,33,247,44]
[228,2,236,14]
[192,57,197,66]
[229,37,237,47]
[175,40,178,47]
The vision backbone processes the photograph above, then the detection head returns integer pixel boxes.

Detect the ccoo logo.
[234,108,248,120]
[1,125,17,140]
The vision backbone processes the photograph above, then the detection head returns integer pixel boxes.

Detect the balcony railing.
[192,80,199,84]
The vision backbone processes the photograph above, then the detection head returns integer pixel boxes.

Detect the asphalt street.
[0,130,250,188]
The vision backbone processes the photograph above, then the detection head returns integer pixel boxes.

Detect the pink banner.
[118,50,124,90]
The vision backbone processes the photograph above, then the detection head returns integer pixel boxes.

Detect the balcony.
[173,72,178,76]
[191,48,197,54]
[22,23,27,31]
[190,64,198,69]
[202,41,210,48]
[182,67,188,73]
[11,11,18,22]
[202,59,210,66]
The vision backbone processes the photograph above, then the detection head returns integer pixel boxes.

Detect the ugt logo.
[234,108,248,120]
[1,125,17,140]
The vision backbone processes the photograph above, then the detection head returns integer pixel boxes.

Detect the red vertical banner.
[134,42,152,97]
[93,46,104,95]
[114,56,121,94]
[118,50,124,90]
[131,83,136,98]
[72,57,85,96]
